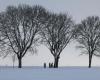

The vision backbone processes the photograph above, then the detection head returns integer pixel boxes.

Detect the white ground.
[0,67,100,80]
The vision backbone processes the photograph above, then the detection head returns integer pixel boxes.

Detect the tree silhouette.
[41,13,74,68]
[12,54,17,68]
[76,16,100,68]
[0,5,46,68]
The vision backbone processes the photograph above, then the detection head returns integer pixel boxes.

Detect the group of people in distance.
[44,62,53,68]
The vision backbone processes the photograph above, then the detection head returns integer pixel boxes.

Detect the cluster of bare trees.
[0,4,100,68]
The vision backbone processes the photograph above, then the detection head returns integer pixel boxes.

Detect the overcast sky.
[0,0,100,67]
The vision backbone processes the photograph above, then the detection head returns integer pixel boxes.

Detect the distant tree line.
[0,4,100,68]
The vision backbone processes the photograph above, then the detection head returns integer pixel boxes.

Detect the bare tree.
[0,5,46,68]
[41,13,74,68]
[76,16,100,68]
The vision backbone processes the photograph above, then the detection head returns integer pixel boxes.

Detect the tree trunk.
[18,58,22,68]
[54,56,59,68]
[13,62,14,68]
[88,54,93,68]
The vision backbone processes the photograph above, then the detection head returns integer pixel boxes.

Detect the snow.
[0,67,100,80]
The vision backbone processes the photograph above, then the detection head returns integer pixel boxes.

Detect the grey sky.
[1,0,100,23]
[0,0,100,66]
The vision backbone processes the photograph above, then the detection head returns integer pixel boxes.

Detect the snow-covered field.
[0,67,100,80]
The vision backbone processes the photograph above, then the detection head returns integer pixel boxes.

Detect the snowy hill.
[0,67,100,80]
